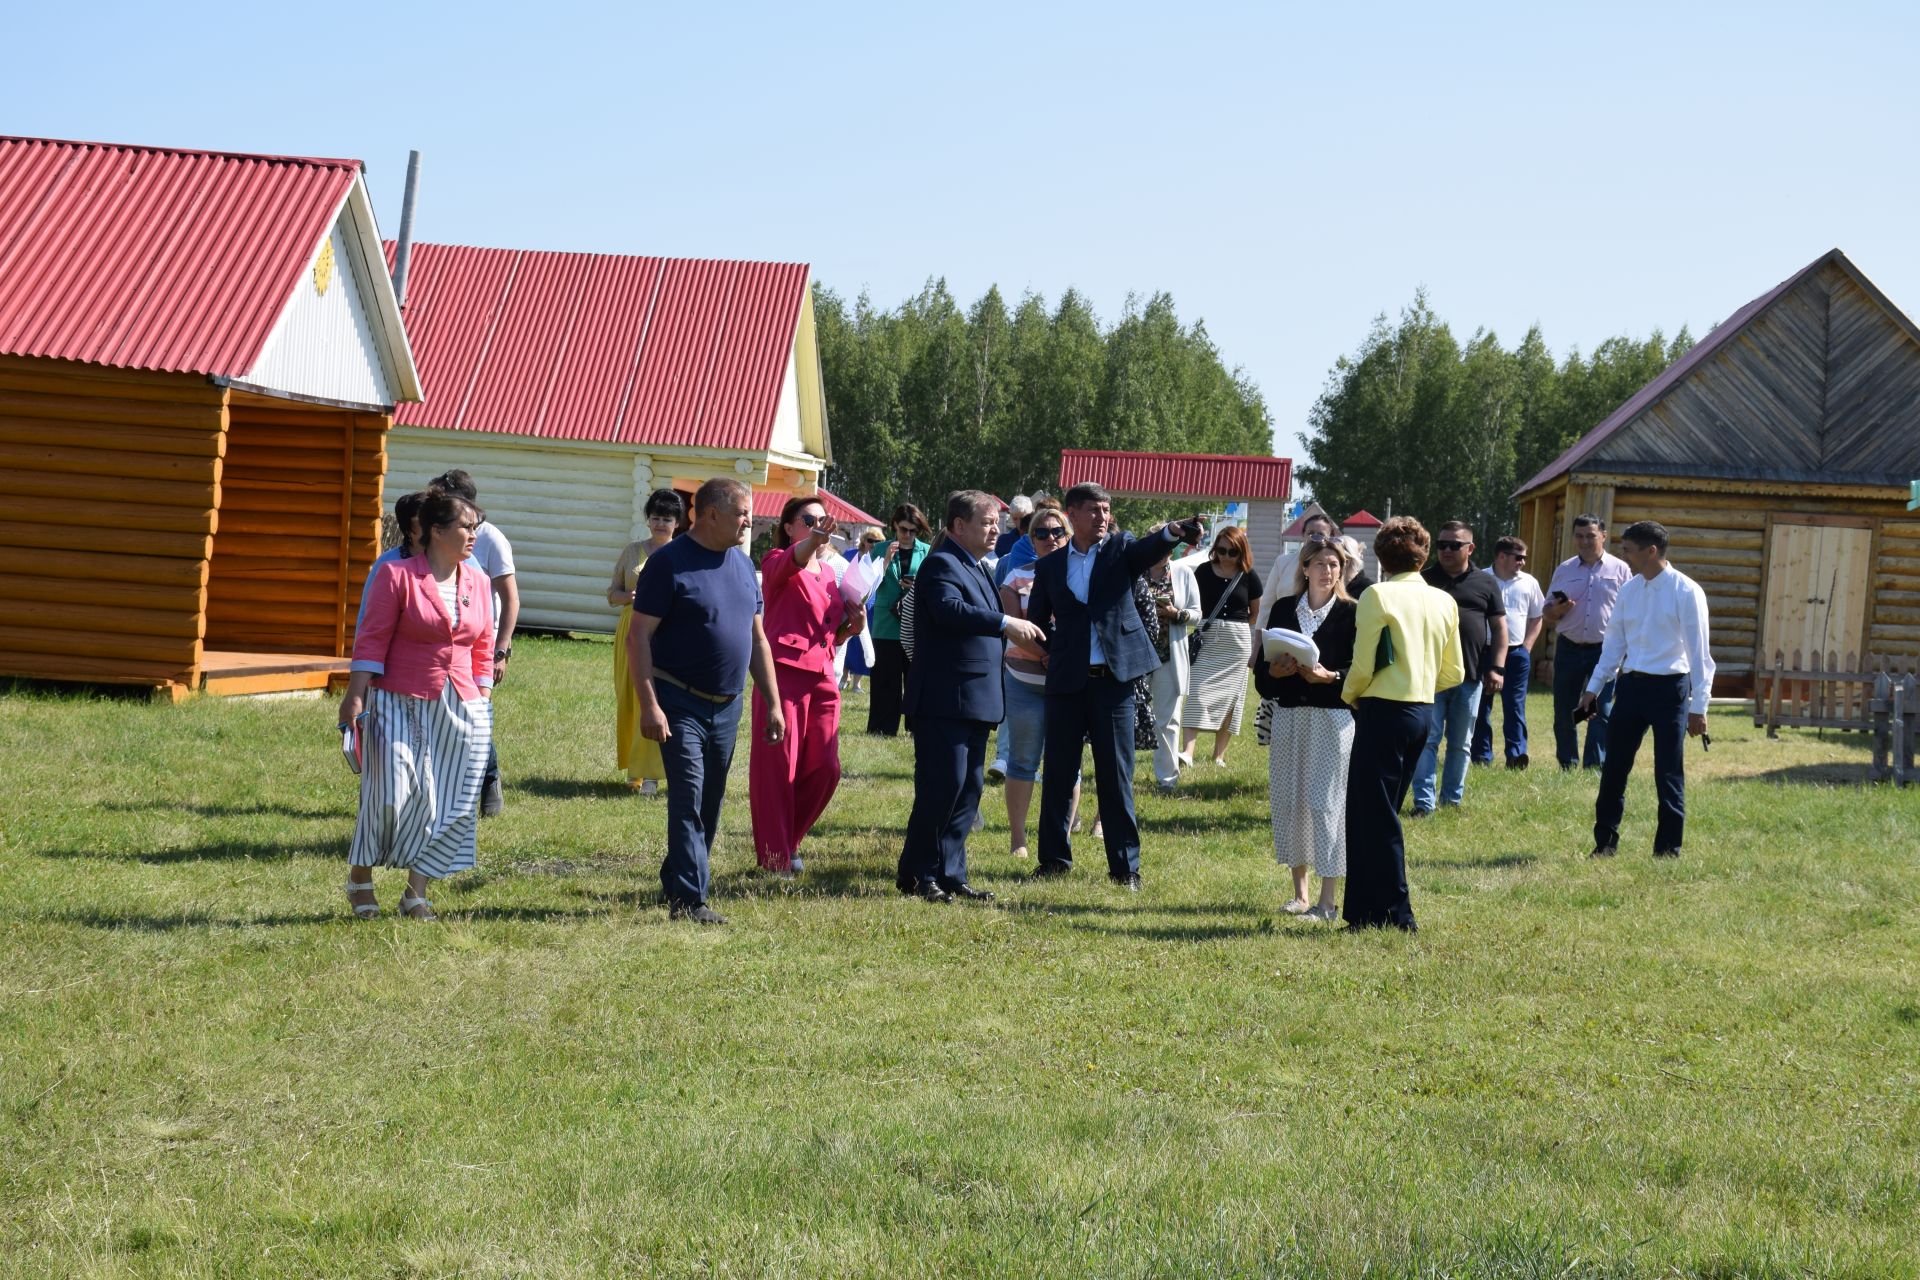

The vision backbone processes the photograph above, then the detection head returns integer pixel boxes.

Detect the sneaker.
[789,856,804,874]
[1155,781,1177,795]
[480,777,504,817]
[638,779,659,796]
[1283,898,1312,915]
[987,760,1007,783]
[1010,844,1030,860]
[1303,904,1340,922]
[668,901,727,925]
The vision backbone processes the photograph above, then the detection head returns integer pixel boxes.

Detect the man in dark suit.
[1027,483,1203,888]
[897,491,1050,902]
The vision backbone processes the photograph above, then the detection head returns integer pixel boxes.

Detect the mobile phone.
[1570,702,1591,724]
[1551,590,1569,602]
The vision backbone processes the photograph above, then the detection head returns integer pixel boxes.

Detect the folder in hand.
[1374,626,1397,671]
[340,717,364,774]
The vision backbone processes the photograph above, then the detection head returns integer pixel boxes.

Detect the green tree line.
[814,281,1272,521]
[1298,291,1693,542]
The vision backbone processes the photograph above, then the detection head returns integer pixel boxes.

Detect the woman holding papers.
[1255,536,1358,921]
[609,489,686,794]
[338,491,496,921]
[749,497,866,877]
[1338,517,1464,932]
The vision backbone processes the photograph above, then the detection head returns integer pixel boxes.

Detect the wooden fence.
[1753,650,1920,784]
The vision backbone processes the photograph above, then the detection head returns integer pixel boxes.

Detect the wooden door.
[1759,517,1873,664]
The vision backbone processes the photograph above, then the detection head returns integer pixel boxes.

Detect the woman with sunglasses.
[1256,536,1358,921]
[1181,525,1264,767]
[750,497,866,877]
[996,501,1080,858]
[867,504,932,736]
[610,489,686,794]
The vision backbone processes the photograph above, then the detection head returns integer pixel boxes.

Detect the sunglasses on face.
[799,513,823,528]
[1032,526,1068,542]
[1435,539,1468,551]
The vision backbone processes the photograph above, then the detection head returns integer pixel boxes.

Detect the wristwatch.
[497,647,512,659]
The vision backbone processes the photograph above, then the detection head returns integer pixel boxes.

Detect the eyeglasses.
[1032,526,1068,542]
[1435,539,1468,551]
[1302,535,1337,550]
[799,513,822,528]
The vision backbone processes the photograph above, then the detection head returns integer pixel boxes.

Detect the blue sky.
[9,1,1918,473]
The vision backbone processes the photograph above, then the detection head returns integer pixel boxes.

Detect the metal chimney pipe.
[390,150,422,309]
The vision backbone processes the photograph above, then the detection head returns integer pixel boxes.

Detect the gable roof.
[1280,501,1328,537]
[1058,449,1292,500]
[1517,248,1920,494]
[1342,509,1383,527]
[387,241,812,453]
[0,135,417,398]
[749,487,881,527]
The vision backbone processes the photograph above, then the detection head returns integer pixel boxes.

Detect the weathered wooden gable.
[1586,257,1920,484]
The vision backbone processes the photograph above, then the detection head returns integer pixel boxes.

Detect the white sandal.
[399,888,438,922]
[344,879,380,919]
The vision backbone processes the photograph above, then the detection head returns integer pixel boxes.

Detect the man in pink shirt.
[1543,514,1632,769]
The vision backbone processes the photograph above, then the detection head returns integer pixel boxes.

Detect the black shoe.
[1109,873,1141,892]
[1653,847,1681,859]
[480,777,504,817]
[668,901,727,925]
[1509,753,1529,770]
[1030,862,1071,879]
[1588,844,1617,859]
[904,879,951,903]
[946,882,995,901]
[1408,808,1434,820]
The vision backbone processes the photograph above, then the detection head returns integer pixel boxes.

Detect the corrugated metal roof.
[751,487,881,527]
[1059,449,1293,500]
[387,241,809,451]
[0,135,360,377]
[1342,509,1382,527]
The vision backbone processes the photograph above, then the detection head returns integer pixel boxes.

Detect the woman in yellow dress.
[610,490,686,793]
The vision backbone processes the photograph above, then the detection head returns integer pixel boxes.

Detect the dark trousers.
[1552,636,1614,769]
[1343,698,1429,930]
[1472,644,1533,763]
[1594,672,1689,853]
[1038,674,1141,878]
[898,715,990,889]
[656,679,744,907]
[867,638,911,736]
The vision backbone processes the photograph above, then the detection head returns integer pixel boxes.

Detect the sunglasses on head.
[1435,539,1468,551]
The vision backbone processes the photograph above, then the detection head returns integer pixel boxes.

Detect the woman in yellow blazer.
[1340,517,1464,930]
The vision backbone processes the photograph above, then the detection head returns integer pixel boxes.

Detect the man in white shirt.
[433,470,520,817]
[1472,536,1545,769]
[1579,520,1713,859]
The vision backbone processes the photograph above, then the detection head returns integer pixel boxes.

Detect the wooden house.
[1056,450,1294,574]
[1514,249,1920,692]
[0,136,420,698]
[377,242,831,633]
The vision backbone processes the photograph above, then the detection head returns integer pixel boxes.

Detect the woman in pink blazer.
[750,497,865,875]
[338,492,495,920]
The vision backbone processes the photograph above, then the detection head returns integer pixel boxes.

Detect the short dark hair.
[1301,512,1339,536]
[1493,536,1527,558]
[1063,482,1110,510]
[1375,516,1431,575]
[944,489,996,529]
[1572,513,1606,533]
[417,492,481,544]
[774,494,827,549]
[694,477,749,515]
[1620,519,1669,555]
[1438,519,1473,540]
[889,503,930,541]
[643,488,685,521]
[430,469,478,502]
[393,490,429,553]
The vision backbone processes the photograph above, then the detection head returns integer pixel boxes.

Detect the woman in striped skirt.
[1181,525,1264,767]
[338,491,496,921]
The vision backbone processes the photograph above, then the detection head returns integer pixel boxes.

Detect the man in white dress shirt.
[1579,520,1713,858]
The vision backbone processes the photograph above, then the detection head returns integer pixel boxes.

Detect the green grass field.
[2,635,1916,1278]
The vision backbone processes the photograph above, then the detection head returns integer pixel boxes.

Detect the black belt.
[1559,638,1603,650]
[1087,663,1114,680]
[1621,671,1683,682]
[653,670,737,703]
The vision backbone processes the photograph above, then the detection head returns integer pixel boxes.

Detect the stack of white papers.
[1260,627,1320,667]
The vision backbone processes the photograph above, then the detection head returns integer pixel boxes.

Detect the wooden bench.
[1753,650,1919,784]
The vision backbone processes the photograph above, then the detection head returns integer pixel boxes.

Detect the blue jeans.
[1471,645,1532,763]
[999,669,1049,782]
[1412,681,1482,812]
[656,679,744,907]
[1552,636,1615,769]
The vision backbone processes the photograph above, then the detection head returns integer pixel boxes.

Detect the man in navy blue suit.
[1027,484,1203,888]
[897,491,1050,902]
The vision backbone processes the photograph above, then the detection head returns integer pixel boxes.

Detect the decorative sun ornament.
[314,237,335,296]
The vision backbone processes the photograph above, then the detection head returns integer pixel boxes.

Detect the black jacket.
[1253,593,1358,710]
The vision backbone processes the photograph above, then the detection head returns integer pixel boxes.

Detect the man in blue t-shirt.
[629,477,785,924]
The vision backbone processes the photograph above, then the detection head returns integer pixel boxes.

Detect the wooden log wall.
[202,393,386,656]
[1877,516,1920,658]
[0,356,224,688]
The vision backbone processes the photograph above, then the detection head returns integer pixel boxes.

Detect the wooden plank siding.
[202,393,387,657]
[0,356,224,689]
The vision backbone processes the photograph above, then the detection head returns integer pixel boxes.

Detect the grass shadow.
[34,839,342,865]
[511,776,636,800]
[31,908,338,931]
[1735,763,1884,788]
[99,800,342,820]
[1431,852,1540,870]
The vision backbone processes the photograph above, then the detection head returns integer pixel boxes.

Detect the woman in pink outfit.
[751,497,865,876]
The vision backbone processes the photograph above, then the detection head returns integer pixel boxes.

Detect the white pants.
[1148,659,1186,786]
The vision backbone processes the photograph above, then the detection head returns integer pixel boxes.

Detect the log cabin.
[0,135,421,698]
[1514,249,1920,694]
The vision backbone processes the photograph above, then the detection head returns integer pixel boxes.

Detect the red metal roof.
[1059,449,1292,500]
[0,136,359,377]
[1342,509,1382,527]
[387,241,809,451]
[750,487,880,527]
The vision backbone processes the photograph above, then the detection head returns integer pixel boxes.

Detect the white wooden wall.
[1246,499,1285,590]
[385,430,641,633]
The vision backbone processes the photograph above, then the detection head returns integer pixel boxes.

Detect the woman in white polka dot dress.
[1255,537,1359,921]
